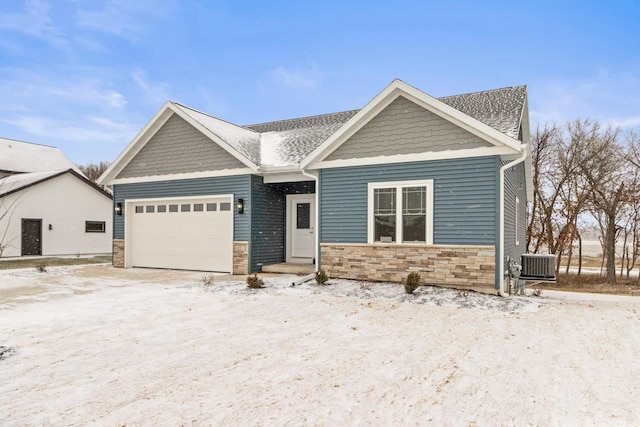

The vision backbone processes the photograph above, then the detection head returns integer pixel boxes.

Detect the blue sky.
[0,0,639,165]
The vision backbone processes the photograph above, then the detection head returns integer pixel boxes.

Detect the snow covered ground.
[1,265,639,426]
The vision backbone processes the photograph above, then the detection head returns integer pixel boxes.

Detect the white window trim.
[367,179,434,244]
[515,196,520,246]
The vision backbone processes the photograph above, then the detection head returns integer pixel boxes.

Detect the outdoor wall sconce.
[48,224,53,230]
[115,202,123,216]
[237,198,244,214]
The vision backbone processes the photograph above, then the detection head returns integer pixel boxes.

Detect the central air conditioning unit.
[520,254,556,281]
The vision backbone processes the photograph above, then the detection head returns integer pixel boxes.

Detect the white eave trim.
[99,102,259,186]
[98,103,174,185]
[310,146,517,170]
[169,103,260,171]
[300,79,523,169]
[109,168,254,185]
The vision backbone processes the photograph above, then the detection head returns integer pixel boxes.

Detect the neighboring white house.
[0,137,112,257]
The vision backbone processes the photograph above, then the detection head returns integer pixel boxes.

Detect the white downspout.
[300,168,319,273]
[498,145,528,297]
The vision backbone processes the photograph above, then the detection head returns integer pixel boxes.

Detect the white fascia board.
[99,102,175,185]
[393,81,522,151]
[169,103,259,172]
[300,81,402,168]
[110,168,254,185]
[263,172,314,184]
[309,145,516,170]
[300,79,523,168]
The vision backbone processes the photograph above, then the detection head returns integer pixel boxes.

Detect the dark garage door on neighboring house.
[21,218,42,256]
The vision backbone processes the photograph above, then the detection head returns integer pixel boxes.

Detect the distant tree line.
[528,120,640,284]
[77,161,110,184]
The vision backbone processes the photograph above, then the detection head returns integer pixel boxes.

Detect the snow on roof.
[0,170,67,196]
[438,85,527,139]
[172,85,526,168]
[172,103,261,165]
[0,137,81,174]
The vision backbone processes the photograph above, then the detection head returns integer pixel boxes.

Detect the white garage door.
[128,196,233,272]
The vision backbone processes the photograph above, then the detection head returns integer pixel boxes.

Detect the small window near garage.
[206,203,217,211]
[157,205,166,213]
[146,205,155,213]
[169,204,178,212]
[181,204,191,212]
[220,202,231,211]
[194,203,204,212]
[85,221,106,233]
[135,206,144,213]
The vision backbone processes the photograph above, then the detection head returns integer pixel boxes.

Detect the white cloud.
[530,69,640,130]
[0,68,138,151]
[0,0,67,47]
[3,115,138,145]
[269,65,320,90]
[132,69,171,105]
[75,0,175,42]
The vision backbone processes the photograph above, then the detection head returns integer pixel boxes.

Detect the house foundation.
[113,239,125,267]
[232,241,249,275]
[320,243,497,295]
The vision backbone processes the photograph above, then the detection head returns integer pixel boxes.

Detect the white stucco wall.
[0,173,112,257]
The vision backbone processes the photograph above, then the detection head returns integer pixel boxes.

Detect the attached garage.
[126,195,233,272]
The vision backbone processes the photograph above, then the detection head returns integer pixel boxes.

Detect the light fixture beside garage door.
[236,198,244,214]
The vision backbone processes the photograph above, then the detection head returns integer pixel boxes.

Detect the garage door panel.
[128,196,233,272]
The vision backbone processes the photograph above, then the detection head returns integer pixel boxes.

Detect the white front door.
[287,195,315,262]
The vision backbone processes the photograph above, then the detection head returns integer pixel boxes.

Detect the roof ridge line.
[0,136,58,149]
[439,85,527,100]
[244,109,360,128]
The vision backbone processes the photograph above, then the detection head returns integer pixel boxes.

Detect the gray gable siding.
[117,114,246,179]
[324,96,492,161]
[503,161,527,268]
[250,176,285,272]
[320,157,499,245]
[112,174,251,241]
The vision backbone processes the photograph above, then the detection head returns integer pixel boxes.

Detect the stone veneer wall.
[233,241,249,275]
[321,243,496,295]
[113,239,125,267]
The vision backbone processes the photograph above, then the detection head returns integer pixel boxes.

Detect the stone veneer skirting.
[321,243,497,295]
[113,239,125,268]
[233,241,249,275]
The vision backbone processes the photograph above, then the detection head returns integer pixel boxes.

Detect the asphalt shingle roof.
[174,85,526,168]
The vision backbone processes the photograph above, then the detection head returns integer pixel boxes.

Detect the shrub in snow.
[315,269,329,285]
[405,272,421,294]
[246,273,264,289]
[201,273,215,286]
[0,346,16,360]
[35,263,47,273]
[532,288,543,297]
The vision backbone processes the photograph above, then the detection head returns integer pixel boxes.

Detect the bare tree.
[575,120,626,284]
[77,161,110,184]
[527,124,560,253]
[0,183,22,257]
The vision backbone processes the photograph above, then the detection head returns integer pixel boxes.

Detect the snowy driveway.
[1,265,639,426]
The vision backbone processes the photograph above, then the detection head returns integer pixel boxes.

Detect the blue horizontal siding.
[113,174,251,241]
[250,176,285,272]
[320,157,499,245]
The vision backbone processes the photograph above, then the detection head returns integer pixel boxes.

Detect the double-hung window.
[368,180,434,244]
